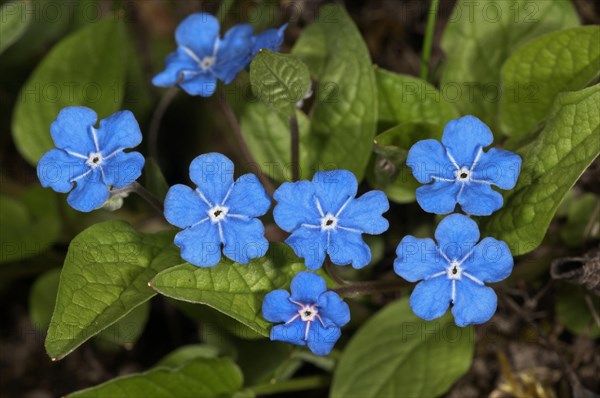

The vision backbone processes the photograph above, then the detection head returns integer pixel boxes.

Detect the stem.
[111,181,164,215]
[247,376,330,396]
[217,93,275,195]
[325,260,347,286]
[290,112,300,181]
[332,279,407,297]
[420,0,440,81]
[148,87,179,161]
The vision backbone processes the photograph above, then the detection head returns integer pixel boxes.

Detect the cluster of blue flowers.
[36,12,523,357]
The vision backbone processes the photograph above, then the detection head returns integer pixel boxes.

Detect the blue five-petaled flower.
[394,214,513,327]
[407,115,522,216]
[262,271,350,356]
[273,170,389,270]
[37,106,145,212]
[164,153,270,267]
[153,12,287,97]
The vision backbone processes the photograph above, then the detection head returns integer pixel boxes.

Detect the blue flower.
[407,115,522,216]
[164,153,271,267]
[262,271,350,356]
[153,13,287,97]
[273,170,389,270]
[394,214,513,326]
[37,107,144,212]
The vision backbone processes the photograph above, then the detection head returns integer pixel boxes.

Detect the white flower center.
[200,56,216,71]
[86,152,103,168]
[447,260,463,280]
[455,167,470,182]
[208,205,228,223]
[298,304,318,322]
[321,214,337,231]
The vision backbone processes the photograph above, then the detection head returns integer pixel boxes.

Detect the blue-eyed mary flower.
[37,107,144,212]
[153,13,287,97]
[394,214,513,327]
[164,153,270,267]
[262,271,350,356]
[407,115,522,216]
[273,170,389,270]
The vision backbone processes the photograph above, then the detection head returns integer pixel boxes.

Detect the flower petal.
[452,278,497,327]
[179,72,217,97]
[222,217,268,264]
[66,170,109,212]
[175,13,219,58]
[327,229,371,269]
[394,236,446,282]
[152,49,198,87]
[102,151,144,188]
[290,271,327,304]
[96,110,142,155]
[273,180,320,232]
[225,173,271,217]
[441,115,493,168]
[415,180,460,215]
[174,221,221,267]
[262,289,298,323]
[214,24,254,83]
[164,184,210,229]
[407,139,456,183]
[306,321,341,356]
[462,237,513,283]
[471,148,522,190]
[435,214,480,261]
[312,170,358,215]
[50,106,97,154]
[285,226,328,270]
[458,183,503,216]
[409,276,452,321]
[37,149,86,193]
[317,291,350,328]
[189,153,235,206]
[270,318,306,347]
[251,24,287,56]
[337,190,389,234]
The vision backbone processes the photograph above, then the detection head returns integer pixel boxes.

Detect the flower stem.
[420,0,440,82]
[111,181,164,215]
[290,112,300,181]
[217,93,275,195]
[332,278,407,297]
[246,375,330,396]
[148,87,179,161]
[325,260,348,286]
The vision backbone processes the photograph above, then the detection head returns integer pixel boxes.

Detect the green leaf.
[96,303,150,347]
[291,23,327,79]
[12,17,127,165]
[368,122,442,203]
[144,157,170,200]
[306,4,377,181]
[0,0,31,54]
[500,26,600,139]
[481,85,600,255]
[45,221,181,360]
[556,285,600,338]
[29,268,61,330]
[331,298,474,398]
[155,344,220,368]
[376,69,458,130]
[68,357,243,398]
[441,0,579,130]
[240,102,311,181]
[249,50,311,114]
[150,243,309,337]
[0,186,61,263]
